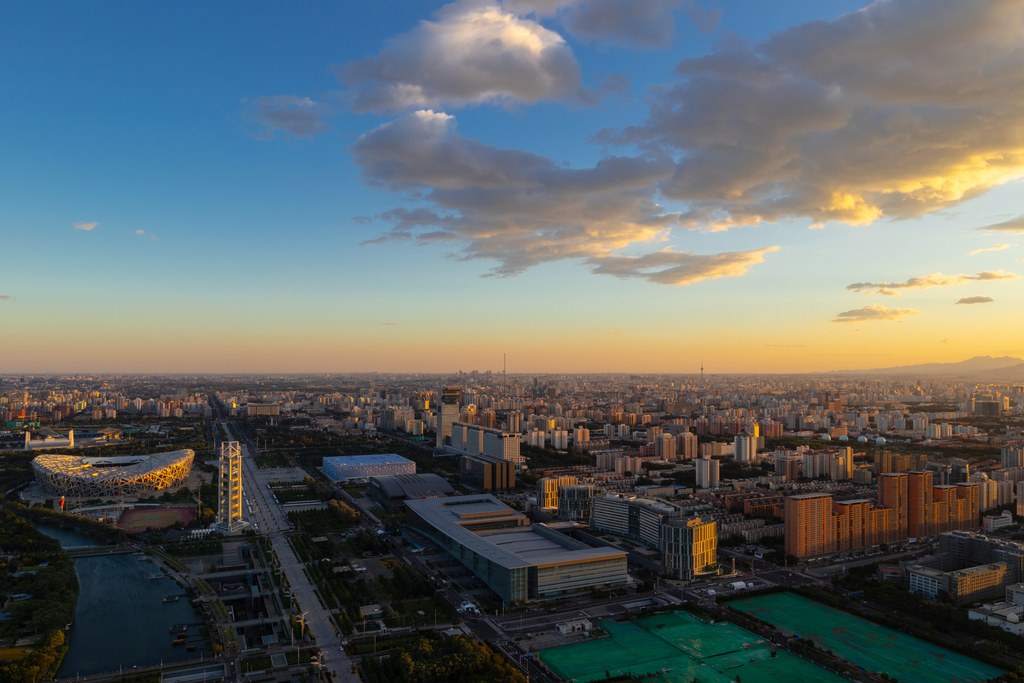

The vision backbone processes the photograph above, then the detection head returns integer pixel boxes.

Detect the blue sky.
[1,0,1023,373]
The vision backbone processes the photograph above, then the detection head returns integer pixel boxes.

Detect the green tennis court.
[540,611,845,683]
[731,592,1003,683]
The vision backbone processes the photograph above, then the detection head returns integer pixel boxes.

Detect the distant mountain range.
[839,356,1024,376]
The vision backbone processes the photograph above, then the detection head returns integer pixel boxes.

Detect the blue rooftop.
[324,453,412,466]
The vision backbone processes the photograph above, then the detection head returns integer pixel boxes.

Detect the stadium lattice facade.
[32,450,194,497]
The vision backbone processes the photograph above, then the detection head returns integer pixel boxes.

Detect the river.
[36,525,211,677]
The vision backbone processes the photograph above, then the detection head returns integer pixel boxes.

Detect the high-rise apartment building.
[788,473,983,559]
[907,471,936,539]
[829,450,853,481]
[879,450,928,474]
[956,481,981,523]
[834,499,889,552]
[970,472,999,511]
[734,433,757,462]
[785,493,835,560]
[615,456,643,475]
[437,386,461,447]
[1002,446,1024,469]
[878,472,909,542]
[776,452,802,481]
[696,453,720,489]
[656,432,676,461]
[677,430,698,460]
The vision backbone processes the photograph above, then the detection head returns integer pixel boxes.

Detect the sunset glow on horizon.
[2,0,1024,374]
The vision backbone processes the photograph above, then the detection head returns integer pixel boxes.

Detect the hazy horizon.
[2,0,1023,373]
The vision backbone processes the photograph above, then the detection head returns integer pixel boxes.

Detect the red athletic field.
[118,506,196,533]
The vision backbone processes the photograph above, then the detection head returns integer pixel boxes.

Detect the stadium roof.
[369,473,453,499]
[31,449,194,496]
[33,450,193,481]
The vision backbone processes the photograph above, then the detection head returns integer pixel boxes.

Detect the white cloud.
[354,110,774,284]
[506,0,720,46]
[244,96,332,139]
[73,221,98,231]
[585,246,778,286]
[135,229,146,235]
[968,244,1014,255]
[832,304,920,324]
[337,0,584,113]
[845,271,1019,295]
[595,0,1024,231]
[977,215,1024,234]
[955,295,994,305]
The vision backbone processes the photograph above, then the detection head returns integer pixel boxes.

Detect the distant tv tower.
[504,353,506,378]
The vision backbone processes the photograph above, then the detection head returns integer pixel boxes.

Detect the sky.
[2,0,1024,375]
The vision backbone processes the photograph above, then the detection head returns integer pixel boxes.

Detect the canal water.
[36,525,211,676]
[35,524,101,549]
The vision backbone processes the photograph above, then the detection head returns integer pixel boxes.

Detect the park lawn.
[0,648,31,662]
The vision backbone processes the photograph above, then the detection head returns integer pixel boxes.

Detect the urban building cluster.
[5,370,1024,610]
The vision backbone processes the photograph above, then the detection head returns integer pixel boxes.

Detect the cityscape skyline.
[2,0,1023,373]
[5,2,1024,681]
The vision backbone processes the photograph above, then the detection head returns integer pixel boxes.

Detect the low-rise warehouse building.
[405,494,627,604]
[366,473,454,513]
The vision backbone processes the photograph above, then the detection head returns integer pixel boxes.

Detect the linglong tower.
[213,441,248,532]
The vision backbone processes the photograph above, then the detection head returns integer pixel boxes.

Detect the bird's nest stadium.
[31,450,194,497]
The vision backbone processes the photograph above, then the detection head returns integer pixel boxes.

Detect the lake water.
[36,525,211,676]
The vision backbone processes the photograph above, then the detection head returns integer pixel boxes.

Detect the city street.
[227,424,359,683]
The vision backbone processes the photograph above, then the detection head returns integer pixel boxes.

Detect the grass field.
[0,648,31,662]
[542,611,845,683]
[731,592,1004,683]
[118,506,196,533]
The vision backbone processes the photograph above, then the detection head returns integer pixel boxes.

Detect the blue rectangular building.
[323,453,415,481]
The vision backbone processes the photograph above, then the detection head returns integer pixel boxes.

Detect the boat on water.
[163,595,181,603]
[172,638,186,646]
[186,645,197,652]
[149,573,163,580]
